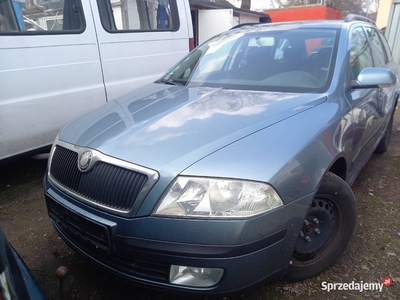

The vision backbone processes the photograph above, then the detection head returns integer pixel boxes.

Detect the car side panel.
[344,25,398,179]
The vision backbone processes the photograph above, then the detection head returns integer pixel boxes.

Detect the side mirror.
[351,67,397,89]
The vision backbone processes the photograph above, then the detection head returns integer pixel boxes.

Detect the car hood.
[59,84,326,173]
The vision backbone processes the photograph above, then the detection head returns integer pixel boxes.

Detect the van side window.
[0,0,19,31]
[98,0,179,32]
[0,0,84,34]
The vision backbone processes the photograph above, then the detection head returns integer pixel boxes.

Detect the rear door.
[91,0,191,100]
[364,26,397,118]
[0,0,106,160]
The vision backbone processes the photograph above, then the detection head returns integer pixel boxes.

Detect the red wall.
[265,6,342,22]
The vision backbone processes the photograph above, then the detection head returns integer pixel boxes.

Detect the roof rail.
[230,23,260,30]
[344,14,376,25]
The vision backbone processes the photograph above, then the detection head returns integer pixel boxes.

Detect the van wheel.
[284,172,356,281]
[375,109,395,154]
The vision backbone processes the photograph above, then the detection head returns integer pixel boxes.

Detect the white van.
[0,0,193,161]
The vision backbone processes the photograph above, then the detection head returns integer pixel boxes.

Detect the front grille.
[50,146,148,211]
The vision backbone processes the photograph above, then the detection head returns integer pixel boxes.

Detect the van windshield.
[160,27,339,93]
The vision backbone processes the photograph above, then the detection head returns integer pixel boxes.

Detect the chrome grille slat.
[49,145,149,212]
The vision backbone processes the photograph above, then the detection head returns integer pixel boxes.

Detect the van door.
[0,0,106,160]
[90,0,191,100]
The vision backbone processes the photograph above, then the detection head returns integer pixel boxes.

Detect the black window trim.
[96,0,180,34]
[0,0,86,36]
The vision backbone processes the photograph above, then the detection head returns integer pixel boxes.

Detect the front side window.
[160,28,339,93]
[98,0,179,32]
[349,26,373,79]
[0,0,84,34]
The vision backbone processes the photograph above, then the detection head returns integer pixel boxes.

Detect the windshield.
[160,27,339,93]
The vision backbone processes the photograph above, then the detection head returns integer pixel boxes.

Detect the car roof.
[229,18,377,34]
[231,20,343,32]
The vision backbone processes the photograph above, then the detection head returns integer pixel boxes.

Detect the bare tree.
[241,0,251,9]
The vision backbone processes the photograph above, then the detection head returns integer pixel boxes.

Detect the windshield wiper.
[159,78,184,86]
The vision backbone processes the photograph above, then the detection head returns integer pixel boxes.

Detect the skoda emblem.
[78,150,92,171]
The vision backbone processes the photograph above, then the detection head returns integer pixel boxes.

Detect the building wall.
[239,14,259,24]
[233,15,240,26]
[376,0,393,29]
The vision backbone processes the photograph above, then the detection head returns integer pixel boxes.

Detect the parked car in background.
[43,15,399,295]
[0,225,45,300]
[0,0,193,162]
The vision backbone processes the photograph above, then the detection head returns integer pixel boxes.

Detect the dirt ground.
[1,115,400,300]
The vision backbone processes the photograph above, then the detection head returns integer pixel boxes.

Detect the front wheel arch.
[327,156,347,181]
[284,171,356,281]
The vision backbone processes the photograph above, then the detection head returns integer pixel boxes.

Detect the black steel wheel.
[284,172,356,281]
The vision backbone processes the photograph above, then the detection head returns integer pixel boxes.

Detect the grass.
[381,236,394,244]
[371,195,382,204]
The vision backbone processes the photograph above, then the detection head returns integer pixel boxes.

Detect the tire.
[375,109,395,154]
[284,172,356,281]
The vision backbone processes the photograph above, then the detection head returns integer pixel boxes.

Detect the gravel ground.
[0,114,399,300]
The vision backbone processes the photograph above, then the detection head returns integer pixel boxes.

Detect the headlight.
[153,176,283,218]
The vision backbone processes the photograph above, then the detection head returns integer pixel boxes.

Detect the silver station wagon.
[44,15,399,295]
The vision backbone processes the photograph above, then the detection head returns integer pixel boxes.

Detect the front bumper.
[44,176,314,295]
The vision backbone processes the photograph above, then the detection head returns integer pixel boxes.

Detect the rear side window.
[97,0,180,32]
[364,27,387,67]
[377,29,393,62]
[0,0,85,34]
[349,26,373,79]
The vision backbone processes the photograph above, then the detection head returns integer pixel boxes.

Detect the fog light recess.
[169,265,224,287]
